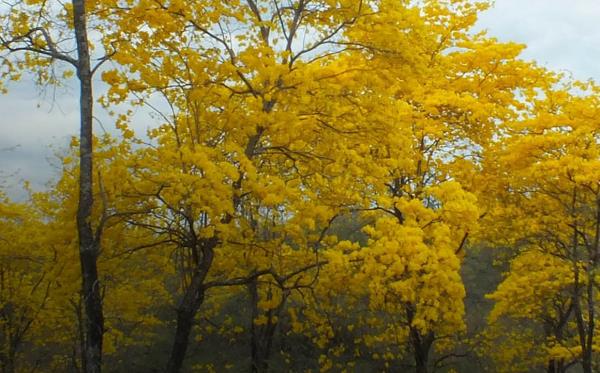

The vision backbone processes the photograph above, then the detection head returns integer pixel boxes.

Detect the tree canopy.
[1,1,600,372]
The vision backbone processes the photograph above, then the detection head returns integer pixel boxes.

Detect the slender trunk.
[582,358,592,373]
[584,195,600,373]
[248,278,288,373]
[547,359,566,373]
[73,1,103,372]
[166,245,214,373]
[406,306,433,373]
[249,278,266,373]
[166,288,204,373]
[249,279,273,373]
[75,298,86,373]
[573,289,590,373]
[584,272,594,373]
[410,329,432,373]
[547,308,569,373]
[569,188,592,373]
[547,359,556,373]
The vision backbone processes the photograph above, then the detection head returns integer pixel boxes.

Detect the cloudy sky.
[1,0,600,199]
[475,0,600,80]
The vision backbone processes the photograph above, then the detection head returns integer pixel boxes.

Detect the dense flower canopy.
[1,1,600,373]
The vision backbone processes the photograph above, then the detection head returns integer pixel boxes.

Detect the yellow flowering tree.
[482,81,600,373]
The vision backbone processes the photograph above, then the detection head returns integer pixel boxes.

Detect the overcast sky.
[475,0,600,80]
[1,0,600,199]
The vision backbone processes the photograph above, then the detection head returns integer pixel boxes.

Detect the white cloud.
[0,80,77,197]
[475,0,600,80]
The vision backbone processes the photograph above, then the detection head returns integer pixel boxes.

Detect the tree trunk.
[582,359,592,373]
[249,278,271,373]
[549,359,556,373]
[249,278,264,373]
[573,289,591,373]
[411,329,432,373]
[406,305,433,373]
[166,245,214,373]
[165,290,204,373]
[583,274,594,373]
[72,1,103,372]
[547,358,566,373]
[547,359,556,373]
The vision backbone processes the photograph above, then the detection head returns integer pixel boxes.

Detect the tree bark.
[547,358,566,373]
[248,278,280,373]
[406,306,433,373]
[249,278,266,373]
[583,272,594,373]
[410,328,433,373]
[165,288,204,373]
[72,1,103,372]
[166,244,214,373]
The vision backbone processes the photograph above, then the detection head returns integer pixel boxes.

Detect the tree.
[482,250,577,372]
[482,80,600,373]
[3,1,600,372]
[101,0,378,371]
[0,2,119,371]
[326,3,544,371]
[0,194,49,373]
